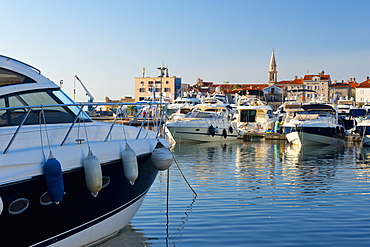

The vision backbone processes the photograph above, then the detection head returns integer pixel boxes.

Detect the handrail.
[60,106,85,146]
[3,108,32,154]
[0,55,41,74]
[0,102,168,154]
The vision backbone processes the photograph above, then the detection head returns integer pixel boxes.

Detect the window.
[0,68,36,87]
[0,89,90,126]
[165,81,169,84]
[139,88,146,92]
[148,81,153,84]
[140,81,144,85]
[164,88,171,92]
[9,198,29,214]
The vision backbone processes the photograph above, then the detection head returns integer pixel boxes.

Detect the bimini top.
[301,104,335,113]
[0,55,58,96]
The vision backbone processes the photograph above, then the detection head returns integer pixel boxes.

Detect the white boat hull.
[286,131,344,146]
[167,126,238,142]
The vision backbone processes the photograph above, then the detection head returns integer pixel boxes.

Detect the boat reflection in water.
[285,143,345,162]
[97,140,370,247]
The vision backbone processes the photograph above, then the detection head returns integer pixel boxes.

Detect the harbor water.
[99,139,370,247]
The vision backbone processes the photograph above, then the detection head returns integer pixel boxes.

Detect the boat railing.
[0,102,168,154]
[0,55,41,74]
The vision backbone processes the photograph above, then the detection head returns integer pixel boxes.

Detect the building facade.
[134,75,182,102]
[356,77,370,103]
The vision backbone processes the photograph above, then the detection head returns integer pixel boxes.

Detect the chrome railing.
[0,102,168,154]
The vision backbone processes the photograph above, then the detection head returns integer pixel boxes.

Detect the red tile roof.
[357,79,370,88]
[303,74,330,80]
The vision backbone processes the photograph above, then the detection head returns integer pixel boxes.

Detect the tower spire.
[268,49,278,84]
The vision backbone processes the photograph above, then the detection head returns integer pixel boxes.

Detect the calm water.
[99,139,370,247]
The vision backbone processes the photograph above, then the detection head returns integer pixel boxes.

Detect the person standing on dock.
[275,117,283,134]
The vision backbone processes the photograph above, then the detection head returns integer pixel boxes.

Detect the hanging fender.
[229,126,233,134]
[222,129,227,139]
[151,142,173,170]
[83,151,103,197]
[121,143,139,185]
[208,125,216,137]
[43,152,64,204]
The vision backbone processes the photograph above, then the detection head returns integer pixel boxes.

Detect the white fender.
[151,142,173,170]
[83,150,102,197]
[121,143,138,185]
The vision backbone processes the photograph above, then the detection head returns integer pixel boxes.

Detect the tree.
[126,105,138,116]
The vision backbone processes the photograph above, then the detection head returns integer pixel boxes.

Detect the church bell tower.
[268,49,278,84]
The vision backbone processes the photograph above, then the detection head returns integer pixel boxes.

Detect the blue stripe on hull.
[296,127,345,140]
[0,154,158,247]
[357,126,370,135]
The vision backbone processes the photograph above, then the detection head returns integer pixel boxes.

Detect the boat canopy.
[301,104,335,113]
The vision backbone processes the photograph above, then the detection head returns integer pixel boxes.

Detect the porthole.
[0,196,3,215]
[9,198,29,215]
[102,176,111,189]
[40,192,53,206]
[195,129,200,131]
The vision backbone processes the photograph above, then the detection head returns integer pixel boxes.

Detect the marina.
[3,1,370,246]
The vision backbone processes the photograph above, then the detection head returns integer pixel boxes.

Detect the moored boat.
[0,55,172,246]
[166,105,239,142]
[284,104,345,145]
[232,96,276,133]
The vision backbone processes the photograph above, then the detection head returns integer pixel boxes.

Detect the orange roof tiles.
[303,74,330,80]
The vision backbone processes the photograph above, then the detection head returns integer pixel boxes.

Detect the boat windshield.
[185,111,220,118]
[0,89,91,126]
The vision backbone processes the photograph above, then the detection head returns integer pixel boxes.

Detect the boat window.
[0,89,91,126]
[8,198,29,215]
[102,176,111,188]
[240,110,256,122]
[40,192,53,206]
[0,68,36,87]
[52,90,90,121]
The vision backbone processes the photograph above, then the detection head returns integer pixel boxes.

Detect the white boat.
[284,104,345,145]
[166,96,201,116]
[356,115,370,146]
[166,105,240,142]
[336,98,356,114]
[0,55,172,246]
[232,96,276,133]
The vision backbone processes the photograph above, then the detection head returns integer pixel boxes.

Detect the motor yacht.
[0,55,172,246]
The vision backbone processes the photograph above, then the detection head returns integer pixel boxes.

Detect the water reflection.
[285,143,345,162]
[98,140,370,247]
[97,224,149,246]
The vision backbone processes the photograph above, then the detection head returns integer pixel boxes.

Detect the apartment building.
[134,76,182,102]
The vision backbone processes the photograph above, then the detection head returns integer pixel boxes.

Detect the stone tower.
[268,49,278,84]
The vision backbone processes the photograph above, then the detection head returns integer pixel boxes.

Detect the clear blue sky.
[1,0,369,102]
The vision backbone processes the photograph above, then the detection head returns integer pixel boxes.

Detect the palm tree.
[126,105,138,116]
